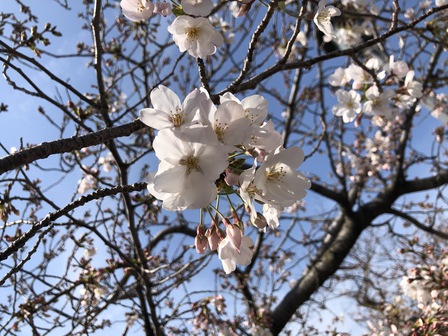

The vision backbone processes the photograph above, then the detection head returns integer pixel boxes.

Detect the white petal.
[139,108,173,130]
[151,85,182,113]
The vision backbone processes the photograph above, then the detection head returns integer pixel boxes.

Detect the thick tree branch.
[270,212,362,334]
[387,208,448,240]
[270,169,448,333]
[399,170,448,195]
[0,119,146,175]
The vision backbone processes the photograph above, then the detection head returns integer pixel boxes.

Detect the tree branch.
[0,120,146,175]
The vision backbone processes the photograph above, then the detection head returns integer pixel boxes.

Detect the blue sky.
[1,1,447,335]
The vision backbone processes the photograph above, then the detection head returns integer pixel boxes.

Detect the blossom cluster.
[120,0,224,58]
[329,56,425,124]
[139,85,310,273]
[366,245,448,336]
[328,50,448,125]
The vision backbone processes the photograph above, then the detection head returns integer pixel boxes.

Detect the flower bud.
[195,224,208,254]
[224,169,239,186]
[205,224,220,251]
[195,235,208,254]
[226,224,242,252]
[153,1,172,16]
[252,212,268,229]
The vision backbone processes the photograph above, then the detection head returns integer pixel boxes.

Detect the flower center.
[179,156,200,174]
[137,0,147,12]
[186,27,200,40]
[317,10,331,22]
[214,119,229,141]
[170,107,184,127]
[266,166,286,181]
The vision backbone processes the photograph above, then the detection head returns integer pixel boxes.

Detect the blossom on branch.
[313,0,341,40]
[332,89,362,123]
[181,0,213,16]
[139,85,208,130]
[167,16,223,58]
[120,0,154,21]
[150,126,228,210]
[362,85,395,118]
[218,235,254,274]
[252,146,311,208]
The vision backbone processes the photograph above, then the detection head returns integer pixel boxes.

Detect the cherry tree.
[0,0,447,335]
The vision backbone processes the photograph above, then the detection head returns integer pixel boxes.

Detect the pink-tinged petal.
[120,0,154,21]
[183,88,209,124]
[183,173,217,208]
[241,95,268,124]
[220,92,240,104]
[194,145,228,180]
[226,225,242,252]
[236,236,254,266]
[264,146,304,170]
[181,0,213,16]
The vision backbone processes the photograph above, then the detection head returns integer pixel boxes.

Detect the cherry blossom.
[250,120,283,161]
[262,203,282,230]
[362,85,395,118]
[139,85,208,130]
[153,1,172,16]
[252,146,311,207]
[332,89,361,123]
[204,100,251,149]
[218,235,254,274]
[388,55,409,79]
[404,70,423,98]
[220,92,268,126]
[181,0,213,17]
[167,16,224,59]
[313,0,341,40]
[120,0,154,21]
[150,126,228,210]
[345,64,373,89]
[329,67,350,87]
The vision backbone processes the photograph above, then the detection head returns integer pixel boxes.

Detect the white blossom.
[389,55,409,79]
[150,126,228,210]
[181,0,213,16]
[153,1,172,16]
[120,0,154,21]
[140,85,208,130]
[404,70,423,98]
[313,0,341,39]
[205,100,251,149]
[252,146,311,207]
[332,89,361,123]
[167,16,223,59]
[329,67,350,87]
[362,86,395,118]
[218,235,254,274]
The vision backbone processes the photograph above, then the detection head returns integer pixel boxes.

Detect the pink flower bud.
[224,169,239,186]
[226,224,242,252]
[195,225,207,254]
[205,224,220,251]
[252,212,268,229]
[153,1,172,16]
[195,235,208,254]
